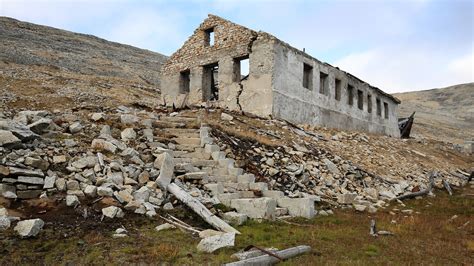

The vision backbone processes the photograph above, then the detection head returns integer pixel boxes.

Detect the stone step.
[153,120,187,129]
[160,116,197,123]
[177,150,211,160]
[163,128,200,134]
[222,182,250,192]
[176,171,209,181]
[172,138,201,145]
[208,175,238,183]
[174,144,200,151]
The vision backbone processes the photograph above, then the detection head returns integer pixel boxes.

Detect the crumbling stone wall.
[160,14,401,137]
[271,38,400,137]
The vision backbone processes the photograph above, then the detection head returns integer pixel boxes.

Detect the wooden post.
[167,183,240,234]
[224,245,311,265]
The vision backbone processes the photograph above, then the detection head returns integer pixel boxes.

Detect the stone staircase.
[158,113,316,223]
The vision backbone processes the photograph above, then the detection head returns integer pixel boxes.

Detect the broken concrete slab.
[197,232,235,253]
[230,197,276,220]
[222,211,248,226]
[276,198,315,219]
[156,152,174,190]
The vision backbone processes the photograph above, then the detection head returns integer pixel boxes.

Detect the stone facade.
[160,14,401,137]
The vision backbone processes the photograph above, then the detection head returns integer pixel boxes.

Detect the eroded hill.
[0,16,167,110]
[393,83,474,144]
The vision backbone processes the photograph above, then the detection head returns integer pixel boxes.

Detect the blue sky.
[1,0,472,93]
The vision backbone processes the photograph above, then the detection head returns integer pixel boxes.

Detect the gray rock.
[155,223,176,232]
[155,152,174,190]
[0,184,17,199]
[120,114,139,124]
[28,118,52,134]
[66,195,80,206]
[133,186,151,203]
[0,120,39,141]
[18,176,45,185]
[0,129,21,147]
[14,218,44,238]
[8,167,44,177]
[83,185,97,197]
[221,113,234,121]
[66,180,80,190]
[24,157,50,171]
[17,190,42,199]
[337,193,357,204]
[91,139,117,153]
[69,121,83,134]
[163,202,173,210]
[121,128,136,141]
[102,206,125,219]
[323,158,341,175]
[91,113,106,121]
[197,232,235,253]
[97,186,114,197]
[0,207,7,217]
[354,204,367,212]
[0,217,10,230]
[43,175,56,189]
[71,156,97,169]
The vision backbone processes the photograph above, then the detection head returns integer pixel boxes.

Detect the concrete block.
[228,167,244,176]
[237,174,255,183]
[156,153,174,190]
[217,192,241,206]
[230,197,276,220]
[262,190,284,200]
[204,144,220,154]
[211,151,226,160]
[249,182,268,191]
[222,211,248,226]
[276,198,315,219]
[204,183,224,196]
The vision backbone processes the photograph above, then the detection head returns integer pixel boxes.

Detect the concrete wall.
[271,41,400,137]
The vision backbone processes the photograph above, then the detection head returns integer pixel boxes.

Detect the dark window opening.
[376,98,381,116]
[203,63,219,101]
[367,94,372,113]
[302,63,313,90]
[319,72,328,94]
[357,90,364,110]
[347,84,354,105]
[384,102,389,119]
[335,78,341,101]
[179,70,190,93]
[233,56,249,82]
[205,28,215,46]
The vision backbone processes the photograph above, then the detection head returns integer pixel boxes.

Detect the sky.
[0,0,472,93]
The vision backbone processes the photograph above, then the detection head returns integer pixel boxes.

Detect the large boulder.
[14,218,44,238]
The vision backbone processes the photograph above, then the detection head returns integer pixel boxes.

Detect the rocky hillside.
[393,83,474,144]
[0,16,167,110]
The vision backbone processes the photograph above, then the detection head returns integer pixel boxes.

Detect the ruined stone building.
[161,15,401,137]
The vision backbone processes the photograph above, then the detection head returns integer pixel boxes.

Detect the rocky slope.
[0,16,167,111]
[393,82,474,144]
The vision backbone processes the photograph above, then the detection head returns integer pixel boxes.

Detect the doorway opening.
[203,63,219,101]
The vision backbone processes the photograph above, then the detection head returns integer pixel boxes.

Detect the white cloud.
[334,46,474,93]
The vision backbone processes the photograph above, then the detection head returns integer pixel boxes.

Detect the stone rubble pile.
[0,107,471,238]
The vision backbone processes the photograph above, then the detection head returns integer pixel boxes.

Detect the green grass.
[1,188,473,265]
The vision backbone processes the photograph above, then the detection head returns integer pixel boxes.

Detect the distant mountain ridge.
[393,82,474,143]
